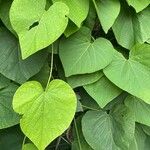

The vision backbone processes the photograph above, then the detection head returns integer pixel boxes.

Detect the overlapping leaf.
[53,0,89,27]
[104,43,150,104]
[10,0,69,59]
[125,96,150,126]
[60,27,115,77]
[82,105,135,150]
[93,0,120,33]
[126,0,150,12]
[0,28,47,84]
[113,5,150,49]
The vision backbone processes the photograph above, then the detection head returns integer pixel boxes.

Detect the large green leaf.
[112,5,150,49]
[93,0,120,33]
[59,27,114,77]
[13,79,77,150]
[0,84,20,129]
[125,96,150,126]
[104,44,150,104]
[10,1,69,59]
[84,75,122,108]
[52,0,89,27]
[0,28,47,84]
[82,105,135,150]
[126,0,150,12]
[0,125,24,150]
[72,117,93,150]
[67,71,103,88]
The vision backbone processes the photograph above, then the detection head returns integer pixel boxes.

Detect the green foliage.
[0,0,150,149]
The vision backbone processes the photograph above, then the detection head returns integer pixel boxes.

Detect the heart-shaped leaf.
[13,79,77,150]
[53,0,89,27]
[59,27,115,77]
[10,1,69,59]
[104,43,150,104]
[82,105,135,150]
[0,28,47,84]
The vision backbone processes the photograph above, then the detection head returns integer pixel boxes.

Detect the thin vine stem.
[21,136,26,150]
[46,44,54,90]
[82,105,100,111]
[74,118,82,150]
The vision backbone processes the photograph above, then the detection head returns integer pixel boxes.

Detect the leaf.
[0,0,15,34]
[0,84,20,129]
[93,0,120,33]
[125,96,150,126]
[138,6,150,43]
[104,43,150,104]
[84,75,122,108]
[0,28,47,84]
[53,0,89,27]
[0,74,10,89]
[126,0,150,12]
[142,125,150,136]
[112,4,150,49]
[82,105,135,150]
[0,125,24,150]
[67,71,103,88]
[13,79,77,150]
[23,143,38,150]
[72,117,93,150]
[59,27,115,77]
[129,125,150,150]
[112,5,141,49]
[10,1,69,59]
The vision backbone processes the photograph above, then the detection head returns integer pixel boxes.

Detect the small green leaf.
[67,71,103,88]
[53,0,89,27]
[126,0,150,12]
[59,27,115,77]
[125,96,150,126]
[10,1,69,59]
[104,44,150,104]
[0,28,47,84]
[84,75,122,108]
[0,84,20,129]
[93,0,120,33]
[13,79,77,150]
